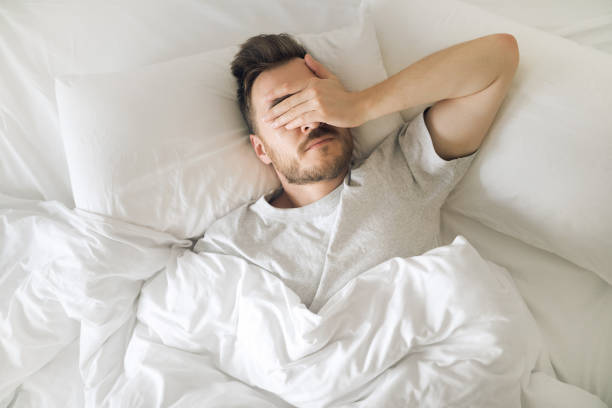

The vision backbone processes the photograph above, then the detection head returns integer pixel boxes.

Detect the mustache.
[301,124,339,151]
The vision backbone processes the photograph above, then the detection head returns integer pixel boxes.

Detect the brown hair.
[231,34,307,134]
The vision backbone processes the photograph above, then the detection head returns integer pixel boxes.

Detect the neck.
[272,166,349,208]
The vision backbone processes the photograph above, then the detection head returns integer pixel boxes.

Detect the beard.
[264,125,353,185]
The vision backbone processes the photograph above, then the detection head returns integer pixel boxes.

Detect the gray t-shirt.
[194,109,477,313]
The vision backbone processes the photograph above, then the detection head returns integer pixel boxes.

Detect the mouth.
[306,137,334,151]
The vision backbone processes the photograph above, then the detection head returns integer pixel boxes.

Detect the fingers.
[285,112,319,130]
[270,100,316,129]
[264,88,312,123]
[305,53,335,80]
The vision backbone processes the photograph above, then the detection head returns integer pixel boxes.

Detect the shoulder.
[352,119,406,168]
[352,118,412,179]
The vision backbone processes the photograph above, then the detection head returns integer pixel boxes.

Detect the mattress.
[1,0,611,406]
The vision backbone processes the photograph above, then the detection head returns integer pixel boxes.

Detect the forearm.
[358,33,517,122]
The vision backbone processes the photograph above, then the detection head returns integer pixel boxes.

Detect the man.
[194,32,519,313]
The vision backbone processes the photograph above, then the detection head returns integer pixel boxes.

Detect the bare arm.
[359,33,519,159]
[264,33,519,160]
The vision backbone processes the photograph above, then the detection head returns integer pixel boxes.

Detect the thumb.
[305,53,336,80]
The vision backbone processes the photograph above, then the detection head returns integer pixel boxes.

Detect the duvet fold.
[1,197,608,408]
[132,236,541,407]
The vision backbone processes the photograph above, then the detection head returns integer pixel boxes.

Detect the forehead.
[251,58,315,117]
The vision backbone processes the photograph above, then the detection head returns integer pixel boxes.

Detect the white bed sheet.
[441,207,612,406]
[1,195,608,408]
[6,339,83,408]
[1,0,611,407]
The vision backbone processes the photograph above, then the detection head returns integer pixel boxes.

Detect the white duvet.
[1,196,607,407]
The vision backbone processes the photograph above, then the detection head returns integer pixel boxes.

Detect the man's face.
[249,58,353,185]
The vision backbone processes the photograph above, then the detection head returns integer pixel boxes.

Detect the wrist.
[354,87,375,126]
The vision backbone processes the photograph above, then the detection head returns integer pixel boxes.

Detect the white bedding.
[2,0,612,210]
[2,0,612,406]
[459,0,612,55]
[0,0,362,207]
[1,196,607,407]
[440,208,612,405]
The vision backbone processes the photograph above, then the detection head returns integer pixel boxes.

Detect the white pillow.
[367,0,612,284]
[1,0,362,207]
[55,10,404,240]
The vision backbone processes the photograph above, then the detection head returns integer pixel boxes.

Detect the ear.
[250,134,272,165]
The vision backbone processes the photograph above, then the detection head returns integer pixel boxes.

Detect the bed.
[1,0,611,406]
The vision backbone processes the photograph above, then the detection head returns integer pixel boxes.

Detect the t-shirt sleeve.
[398,107,478,200]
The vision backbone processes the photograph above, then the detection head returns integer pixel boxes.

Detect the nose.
[300,121,321,134]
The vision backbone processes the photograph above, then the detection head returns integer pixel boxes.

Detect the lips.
[306,137,334,151]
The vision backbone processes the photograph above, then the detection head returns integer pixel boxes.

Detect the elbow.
[497,33,520,70]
